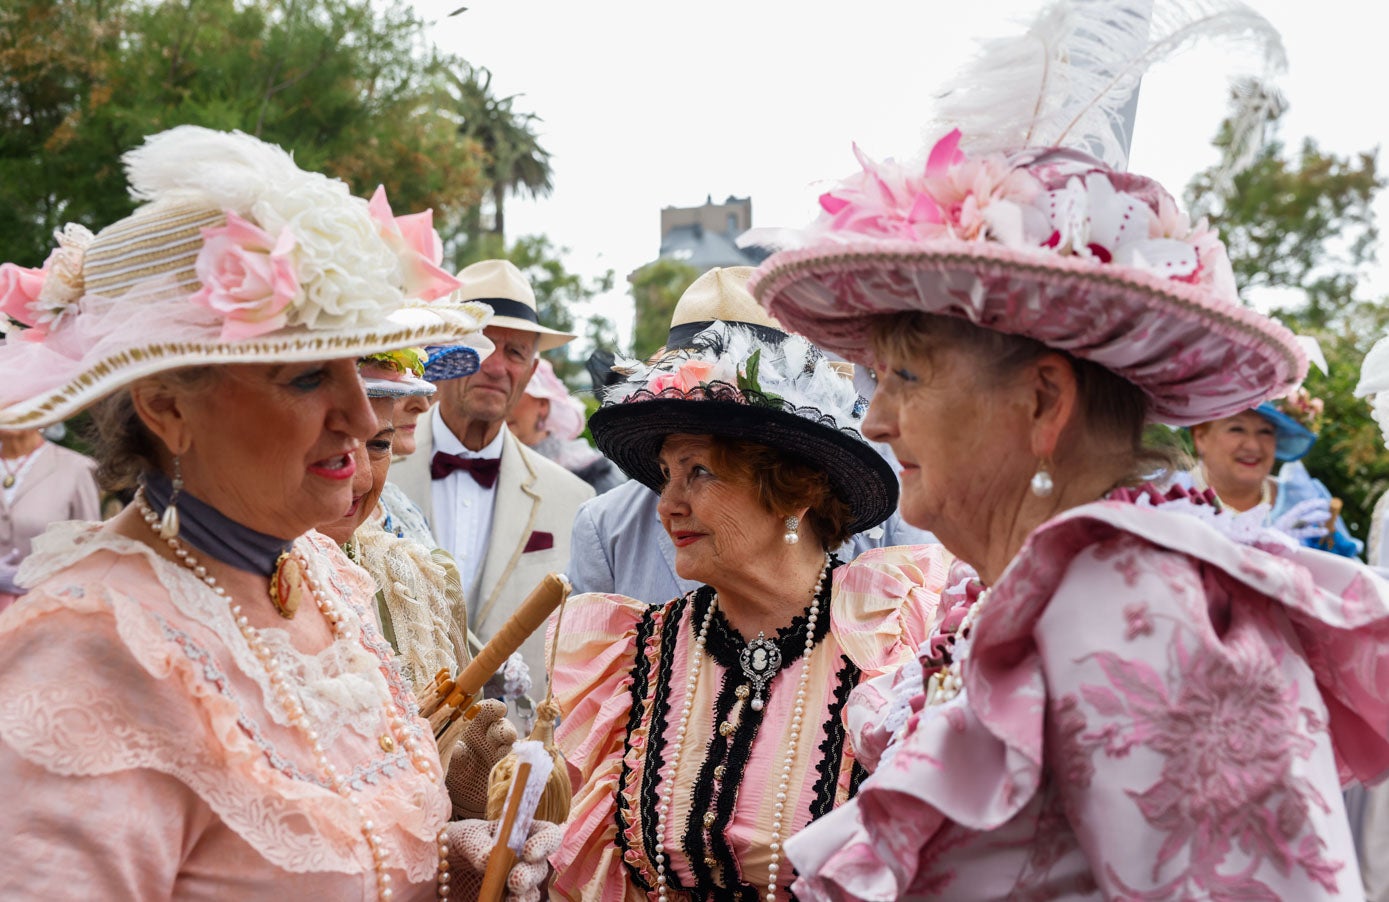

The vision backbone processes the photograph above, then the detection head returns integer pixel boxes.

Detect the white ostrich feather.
[933,0,1287,168]
[124,125,317,214]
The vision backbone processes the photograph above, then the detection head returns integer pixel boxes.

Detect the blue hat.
[1254,402,1317,462]
[423,345,482,382]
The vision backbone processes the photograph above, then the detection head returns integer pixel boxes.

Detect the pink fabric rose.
[368,186,462,302]
[191,211,300,341]
[645,372,680,395]
[0,261,49,339]
[674,359,716,392]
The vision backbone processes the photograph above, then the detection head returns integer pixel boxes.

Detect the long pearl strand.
[136,493,448,900]
[653,554,829,902]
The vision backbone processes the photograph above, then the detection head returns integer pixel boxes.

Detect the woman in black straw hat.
[744,2,1389,899]
[0,126,552,900]
[547,322,952,901]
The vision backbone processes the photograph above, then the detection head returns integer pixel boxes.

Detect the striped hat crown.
[82,199,226,302]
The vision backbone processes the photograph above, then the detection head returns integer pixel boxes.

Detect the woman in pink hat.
[0,127,550,900]
[747,5,1389,899]
[508,357,625,493]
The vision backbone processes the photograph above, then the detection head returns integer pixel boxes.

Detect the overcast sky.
[410,0,1386,352]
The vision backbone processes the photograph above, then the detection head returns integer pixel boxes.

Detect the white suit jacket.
[390,415,594,685]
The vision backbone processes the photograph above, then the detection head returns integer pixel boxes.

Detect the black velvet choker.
[143,469,294,576]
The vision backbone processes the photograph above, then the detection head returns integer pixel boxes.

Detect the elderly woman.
[0,126,554,899]
[743,29,1389,901]
[508,357,625,494]
[549,323,950,900]
[0,426,100,612]
[1186,389,1363,557]
[317,358,470,692]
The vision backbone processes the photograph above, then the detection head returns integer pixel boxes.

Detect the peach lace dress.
[548,544,950,901]
[0,521,449,900]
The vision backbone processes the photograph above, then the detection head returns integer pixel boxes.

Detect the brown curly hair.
[703,435,855,548]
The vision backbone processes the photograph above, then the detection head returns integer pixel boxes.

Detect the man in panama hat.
[392,259,593,699]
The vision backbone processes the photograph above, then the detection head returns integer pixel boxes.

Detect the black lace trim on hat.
[809,654,862,820]
[614,599,663,894]
[613,381,867,437]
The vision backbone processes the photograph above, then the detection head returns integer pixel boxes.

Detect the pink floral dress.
[787,489,1389,900]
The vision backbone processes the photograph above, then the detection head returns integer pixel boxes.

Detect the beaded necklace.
[135,491,451,899]
[654,553,831,902]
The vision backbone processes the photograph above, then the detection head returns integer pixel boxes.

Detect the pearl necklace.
[135,492,450,899]
[653,554,830,902]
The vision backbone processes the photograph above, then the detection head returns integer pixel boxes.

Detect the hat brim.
[588,396,899,536]
[424,345,483,382]
[751,240,1307,426]
[488,315,576,352]
[365,373,436,399]
[0,303,491,428]
[1255,403,1318,462]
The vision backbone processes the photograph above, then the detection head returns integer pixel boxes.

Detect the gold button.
[702,811,716,828]
[735,684,750,699]
[714,764,726,780]
[719,721,734,736]
[379,734,396,753]
[705,856,718,867]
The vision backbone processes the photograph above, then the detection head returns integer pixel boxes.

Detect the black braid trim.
[809,654,862,820]
[690,649,759,900]
[848,759,870,798]
[614,600,661,893]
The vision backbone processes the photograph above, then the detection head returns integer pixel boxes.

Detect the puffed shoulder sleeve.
[548,592,657,900]
[831,543,952,676]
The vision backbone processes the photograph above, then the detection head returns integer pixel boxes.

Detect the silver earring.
[1030,462,1054,498]
[783,515,801,545]
[159,456,183,540]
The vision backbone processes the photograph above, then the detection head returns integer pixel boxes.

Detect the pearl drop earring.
[1030,462,1054,497]
[159,455,184,539]
[783,515,801,545]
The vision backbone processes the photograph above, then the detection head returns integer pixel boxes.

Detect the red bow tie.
[430,452,501,488]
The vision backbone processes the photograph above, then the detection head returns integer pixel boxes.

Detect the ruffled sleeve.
[831,543,951,675]
[830,544,953,771]
[548,591,652,902]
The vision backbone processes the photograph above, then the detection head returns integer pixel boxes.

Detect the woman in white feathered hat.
[0,127,553,900]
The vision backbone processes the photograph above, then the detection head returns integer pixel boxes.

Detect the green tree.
[1186,85,1387,541]
[0,0,485,266]
[629,258,699,360]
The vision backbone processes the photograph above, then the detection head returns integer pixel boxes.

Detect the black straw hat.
[589,323,897,535]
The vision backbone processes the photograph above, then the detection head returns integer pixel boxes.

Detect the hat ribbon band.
[477,296,539,324]
[666,320,788,350]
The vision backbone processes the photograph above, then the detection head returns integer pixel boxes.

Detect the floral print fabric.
[787,500,1389,901]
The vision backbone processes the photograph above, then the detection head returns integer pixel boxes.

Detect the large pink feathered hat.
[0,126,492,428]
[748,1,1306,427]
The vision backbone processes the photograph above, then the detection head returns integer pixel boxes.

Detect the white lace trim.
[24,523,393,747]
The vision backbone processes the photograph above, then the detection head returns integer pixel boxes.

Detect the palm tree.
[443,62,553,243]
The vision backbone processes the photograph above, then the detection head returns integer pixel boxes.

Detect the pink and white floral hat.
[0,126,492,428]
[748,6,1306,427]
